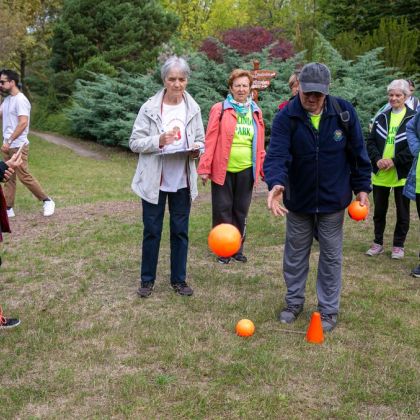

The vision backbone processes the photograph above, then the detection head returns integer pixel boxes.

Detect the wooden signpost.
[251,60,276,102]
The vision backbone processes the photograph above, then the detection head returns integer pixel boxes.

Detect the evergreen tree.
[67,37,395,148]
[319,0,420,36]
[366,18,419,73]
[67,71,162,146]
[51,0,178,74]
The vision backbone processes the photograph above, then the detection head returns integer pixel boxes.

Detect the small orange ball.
[235,319,255,337]
[348,200,369,221]
[208,223,241,257]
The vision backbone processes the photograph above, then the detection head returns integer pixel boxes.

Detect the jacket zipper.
[381,111,411,159]
[315,131,320,213]
[305,119,320,212]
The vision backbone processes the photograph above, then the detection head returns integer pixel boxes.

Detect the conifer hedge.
[67,36,395,148]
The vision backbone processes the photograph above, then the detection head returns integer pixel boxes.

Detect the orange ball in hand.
[348,200,369,221]
[235,319,255,337]
[208,223,241,257]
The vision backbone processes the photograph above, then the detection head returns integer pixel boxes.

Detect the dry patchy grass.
[0,136,419,419]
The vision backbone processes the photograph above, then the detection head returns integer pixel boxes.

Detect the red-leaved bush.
[199,38,224,63]
[269,38,295,60]
[222,26,274,55]
[200,26,295,62]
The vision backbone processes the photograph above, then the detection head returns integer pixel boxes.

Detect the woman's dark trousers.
[141,188,191,286]
[372,185,410,247]
[211,167,253,254]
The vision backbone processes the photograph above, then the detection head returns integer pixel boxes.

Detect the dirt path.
[30,130,107,160]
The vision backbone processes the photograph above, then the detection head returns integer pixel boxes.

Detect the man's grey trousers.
[283,210,345,314]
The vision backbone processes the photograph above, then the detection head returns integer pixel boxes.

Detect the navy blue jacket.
[264,95,372,213]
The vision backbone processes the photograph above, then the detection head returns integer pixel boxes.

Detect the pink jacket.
[197,100,265,186]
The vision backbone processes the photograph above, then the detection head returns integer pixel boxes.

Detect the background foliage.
[66,35,394,148]
[0,0,418,142]
[200,27,294,61]
[51,0,178,74]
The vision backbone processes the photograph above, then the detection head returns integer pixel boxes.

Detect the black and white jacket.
[367,105,416,179]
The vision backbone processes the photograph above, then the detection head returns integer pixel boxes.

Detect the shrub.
[66,71,161,147]
[200,26,295,62]
[67,36,396,148]
[199,38,224,63]
[222,26,274,56]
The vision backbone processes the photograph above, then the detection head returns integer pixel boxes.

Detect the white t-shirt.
[160,101,188,192]
[1,92,31,147]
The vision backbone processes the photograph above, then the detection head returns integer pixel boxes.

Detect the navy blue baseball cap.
[299,62,331,95]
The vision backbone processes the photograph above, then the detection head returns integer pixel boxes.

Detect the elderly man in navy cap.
[263,62,372,331]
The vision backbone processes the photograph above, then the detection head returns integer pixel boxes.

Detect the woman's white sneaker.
[43,199,55,216]
[365,243,384,256]
[391,247,404,259]
[6,208,15,218]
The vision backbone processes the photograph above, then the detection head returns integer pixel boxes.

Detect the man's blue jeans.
[141,188,191,286]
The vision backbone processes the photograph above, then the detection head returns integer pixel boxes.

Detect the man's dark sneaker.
[233,253,247,263]
[0,317,21,329]
[411,265,420,278]
[320,313,337,332]
[137,282,154,298]
[0,306,21,329]
[171,282,193,296]
[217,257,231,264]
[278,304,304,324]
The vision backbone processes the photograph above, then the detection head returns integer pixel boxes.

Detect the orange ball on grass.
[208,223,241,257]
[235,319,255,337]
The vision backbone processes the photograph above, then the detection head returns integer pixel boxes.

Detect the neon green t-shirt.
[227,108,254,173]
[372,109,406,187]
[309,113,321,131]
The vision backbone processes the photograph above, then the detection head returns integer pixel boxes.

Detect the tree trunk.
[19,50,31,100]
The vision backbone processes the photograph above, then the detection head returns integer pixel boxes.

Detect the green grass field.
[1,135,419,419]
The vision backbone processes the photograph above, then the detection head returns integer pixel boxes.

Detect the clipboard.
[152,146,204,156]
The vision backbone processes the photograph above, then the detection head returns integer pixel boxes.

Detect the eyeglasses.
[0,80,9,85]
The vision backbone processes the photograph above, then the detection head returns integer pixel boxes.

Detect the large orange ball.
[235,319,255,337]
[208,223,241,257]
[348,200,369,221]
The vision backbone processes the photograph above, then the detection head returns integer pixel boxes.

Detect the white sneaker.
[43,199,55,217]
[6,208,15,218]
[391,247,404,259]
[365,243,384,256]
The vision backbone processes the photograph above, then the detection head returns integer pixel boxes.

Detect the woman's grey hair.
[387,79,410,96]
[161,56,191,81]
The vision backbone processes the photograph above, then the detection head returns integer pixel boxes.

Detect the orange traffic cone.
[306,312,324,344]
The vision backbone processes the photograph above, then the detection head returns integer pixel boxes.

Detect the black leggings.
[372,185,410,247]
[211,167,254,253]
[416,194,420,219]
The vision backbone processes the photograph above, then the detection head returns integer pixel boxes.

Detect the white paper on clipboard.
[152,146,204,156]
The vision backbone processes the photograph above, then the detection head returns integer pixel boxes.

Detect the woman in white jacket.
[129,56,205,298]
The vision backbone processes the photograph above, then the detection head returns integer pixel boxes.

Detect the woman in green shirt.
[366,79,416,259]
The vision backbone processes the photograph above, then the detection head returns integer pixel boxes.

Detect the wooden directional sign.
[251,70,277,80]
[250,60,276,102]
[251,79,271,89]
